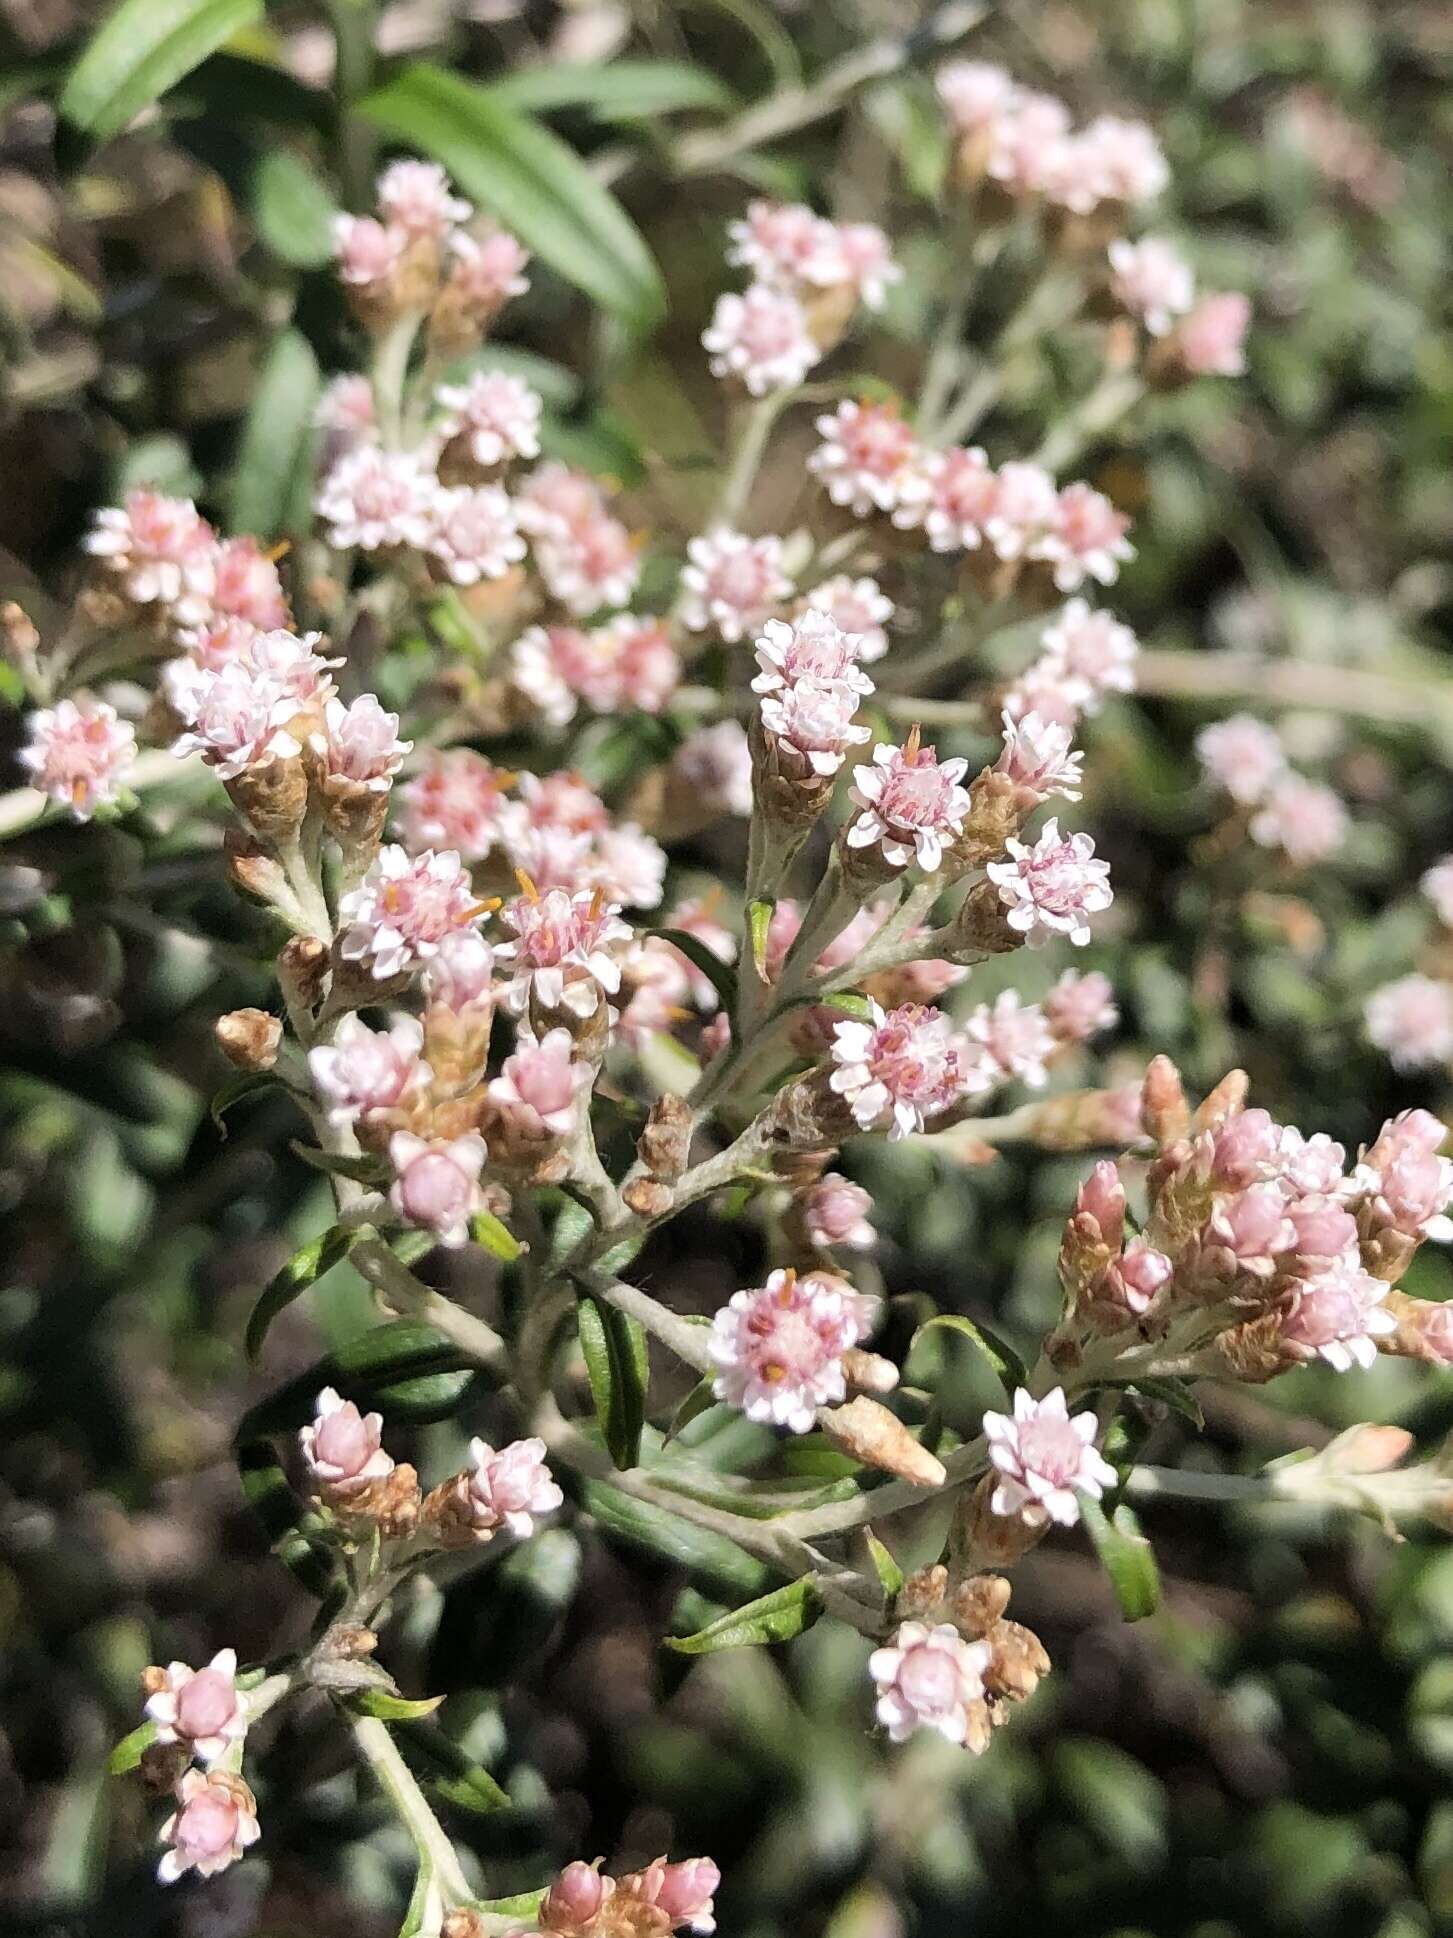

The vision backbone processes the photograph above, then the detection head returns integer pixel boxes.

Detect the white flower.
[20,697,137,820]
[828,999,968,1139]
[983,1387,1116,1528]
[422,484,526,585]
[845,738,972,872]
[869,1622,992,1746]
[987,819,1114,947]
[702,282,821,395]
[1108,235,1195,336]
[709,1268,875,1433]
[336,845,487,981]
[679,529,792,641]
[434,369,542,467]
[315,445,437,551]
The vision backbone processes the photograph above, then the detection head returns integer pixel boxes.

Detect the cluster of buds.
[870,1568,1051,1754]
[506,1851,720,1937]
[141,1651,258,1882]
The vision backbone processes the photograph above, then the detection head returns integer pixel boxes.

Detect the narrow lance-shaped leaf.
[666,1576,822,1654]
[576,1292,649,1470]
[61,0,263,141]
[911,1313,1028,1394]
[652,927,739,1014]
[245,1224,355,1362]
[359,66,665,328]
[1081,1496,1161,1622]
[227,328,321,539]
[236,1320,477,1442]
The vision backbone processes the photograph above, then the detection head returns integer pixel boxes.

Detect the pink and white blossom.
[1102,1239,1175,1316]
[1280,1257,1396,1371]
[984,461,1059,562]
[752,607,874,698]
[157,1770,260,1884]
[935,61,1019,138]
[727,200,837,285]
[398,749,511,861]
[315,444,436,552]
[917,443,998,550]
[829,1000,968,1138]
[1421,858,1453,929]
[315,374,377,442]
[869,1622,992,1746]
[1032,482,1135,591]
[85,489,215,620]
[1108,235,1196,336]
[422,483,526,585]
[308,1013,429,1126]
[1196,713,1286,805]
[702,283,821,395]
[1177,292,1251,376]
[462,1435,563,1538]
[169,663,303,780]
[435,369,542,467]
[422,930,496,1013]
[987,819,1114,947]
[1274,1126,1348,1198]
[444,229,530,315]
[994,709,1085,805]
[337,845,488,981]
[388,1131,488,1247]
[1365,976,1453,1071]
[1070,115,1169,207]
[810,400,931,520]
[759,674,872,777]
[1037,601,1139,711]
[672,721,753,818]
[804,575,893,660]
[145,1650,248,1763]
[332,213,407,289]
[679,529,792,641]
[1249,776,1348,865]
[709,1268,875,1432]
[983,1386,1116,1528]
[21,698,136,819]
[495,885,632,1018]
[376,158,471,236]
[299,1387,395,1496]
[487,1027,593,1138]
[207,536,289,632]
[845,737,972,871]
[589,822,668,910]
[803,1174,876,1251]
[311,693,411,791]
[531,513,640,616]
[988,91,1074,196]
[1043,968,1118,1042]
[965,990,1056,1088]
[1204,1183,1298,1278]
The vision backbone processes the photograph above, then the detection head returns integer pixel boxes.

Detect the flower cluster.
[1196,712,1348,864]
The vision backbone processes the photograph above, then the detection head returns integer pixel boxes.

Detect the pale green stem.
[352,1713,475,1906]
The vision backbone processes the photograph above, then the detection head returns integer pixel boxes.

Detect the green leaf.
[470,1210,521,1260]
[108,1719,158,1774]
[863,1530,903,1602]
[747,897,773,980]
[665,1379,720,1443]
[912,1314,1027,1394]
[1097,1375,1205,1430]
[652,927,738,1013]
[236,1320,477,1442]
[393,1719,510,1814]
[236,1441,338,1597]
[578,1477,771,1599]
[576,1293,649,1470]
[227,328,320,538]
[666,1575,821,1653]
[290,1142,388,1186]
[822,990,873,1018]
[210,1067,275,1136]
[360,65,665,327]
[350,1688,446,1721]
[487,61,734,122]
[1081,1497,1161,1622]
[60,0,262,140]
[251,147,337,268]
[473,1890,548,1921]
[245,1224,354,1361]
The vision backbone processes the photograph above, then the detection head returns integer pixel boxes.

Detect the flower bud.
[1208,1106,1279,1187]
[215,1008,282,1072]
[820,1397,946,1487]
[637,1092,695,1183]
[1141,1054,1189,1146]
[388,1132,487,1247]
[542,1859,611,1934]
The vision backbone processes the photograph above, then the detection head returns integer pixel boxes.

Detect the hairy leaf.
[667,1576,821,1653]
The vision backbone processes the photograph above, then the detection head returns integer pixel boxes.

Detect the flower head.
[1366,976,1453,1072]
[487,1026,593,1138]
[495,884,632,1017]
[169,662,303,780]
[312,693,411,791]
[443,228,530,318]
[829,999,968,1138]
[811,400,930,519]
[1280,1257,1396,1371]
[299,1386,395,1496]
[804,575,893,660]
[422,929,497,1013]
[1177,292,1250,376]
[158,1770,260,1884]
[1108,235,1195,336]
[702,282,820,395]
[752,607,873,698]
[846,734,972,872]
[680,529,792,642]
[463,1435,563,1538]
[1043,968,1118,1043]
[21,698,136,820]
[332,213,406,289]
[399,749,512,861]
[987,819,1114,946]
[709,1267,875,1432]
[389,1131,488,1246]
[85,489,215,619]
[435,368,542,468]
[673,721,753,817]
[965,990,1056,1088]
[803,1173,876,1251]
[422,484,526,585]
[984,461,1058,562]
[1196,713,1285,805]
[1249,776,1348,865]
[1037,601,1139,712]
[919,443,998,551]
[315,445,436,552]
[869,1622,992,1746]
[983,1386,1116,1527]
[145,1650,247,1763]
[759,674,872,779]
[337,845,488,981]
[1032,482,1135,592]
[308,1013,430,1126]
[994,709,1084,806]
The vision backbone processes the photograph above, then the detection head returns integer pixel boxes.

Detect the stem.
[1134,648,1453,733]
[373,317,423,452]
[353,1239,511,1376]
[711,391,792,531]
[326,0,380,211]
[351,1713,474,1906]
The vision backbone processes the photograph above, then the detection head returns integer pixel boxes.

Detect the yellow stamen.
[514,869,540,904]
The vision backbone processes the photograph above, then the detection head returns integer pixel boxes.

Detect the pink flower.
[444,229,531,317]
[376,158,471,235]
[388,1131,488,1247]
[1274,1126,1347,1197]
[811,400,930,519]
[495,885,632,1018]
[169,662,303,780]
[1209,1108,1283,1187]
[983,1386,1116,1528]
[332,212,407,288]
[311,693,411,791]
[1196,714,1285,805]
[702,283,821,395]
[1280,1257,1396,1371]
[298,1386,396,1496]
[588,823,668,910]
[1249,776,1348,865]
[804,575,893,660]
[20,697,136,819]
[868,1622,992,1746]
[1422,858,1453,928]
[422,483,525,585]
[1102,1239,1174,1315]
[1002,661,1082,732]
[673,721,753,818]
[435,369,542,467]
[1044,968,1118,1043]
[727,200,836,285]
[145,1649,247,1763]
[803,1173,876,1250]
[1347,1140,1453,1243]
[532,513,640,616]
[1075,1160,1127,1246]
[988,91,1074,195]
[316,445,436,551]
[1032,483,1135,592]
[1366,975,1453,1072]
[509,625,584,728]
[829,220,901,310]
[984,461,1059,563]
[1069,116,1169,207]
[965,990,1056,1088]
[680,529,793,641]
[543,1860,611,1933]
[1037,601,1139,712]
[935,61,1019,137]
[208,536,289,631]
[157,1769,260,1884]
[987,819,1114,947]
[648,1857,722,1935]
[308,1013,430,1126]
[399,749,512,862]
[1204,1183,1298,1278]
[752,607,874,698]
[1108,236,1196,336]
[759,674,872,778]
[1285,1196,1360,1264]
[85,489,215,619]
[709,1267,875,1432]
[918,444,998,551]
[315,374,377,441]
[845,736,972,871]
[571,615,680,715]
[994,710,1084,806]
[422,929,496,1013]
[1177,293,1251,376]
[828,999,968,1138]
[487,1026,593,1137]
[337,845,488,981]
[464,1435,563,1538]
